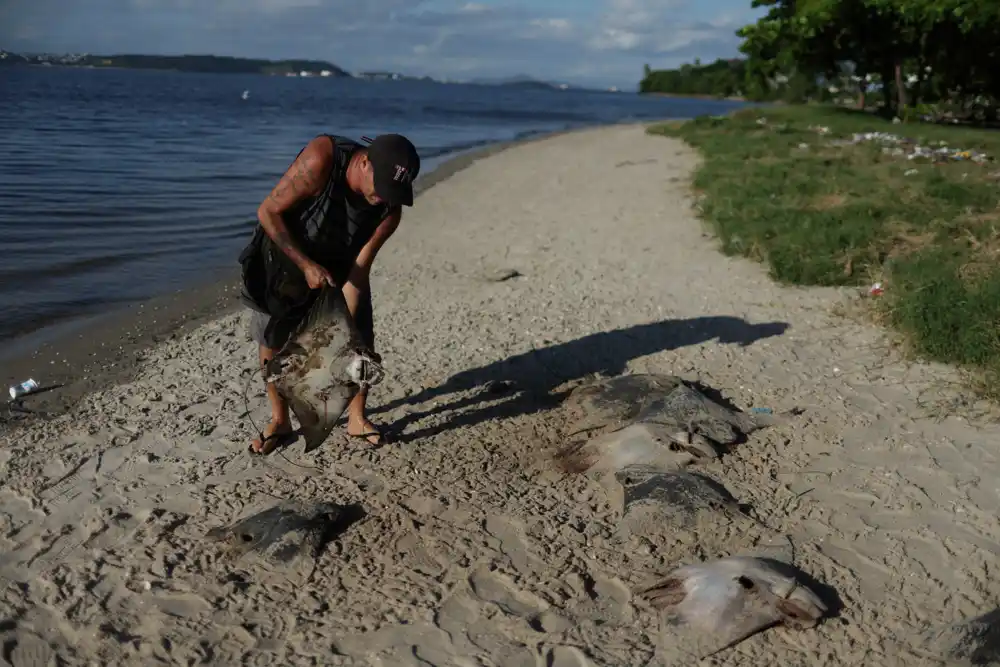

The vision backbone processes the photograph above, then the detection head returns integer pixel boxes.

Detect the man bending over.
[238,132,420,454]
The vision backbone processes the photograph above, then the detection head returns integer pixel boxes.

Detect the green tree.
[734,0,1000,118]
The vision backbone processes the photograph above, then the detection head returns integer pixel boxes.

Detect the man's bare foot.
[346,415,387,446]
[249,420,296,454]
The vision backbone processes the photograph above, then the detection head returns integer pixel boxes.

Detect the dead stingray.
[912,607,1000,666]
[555,374,784,474]
[636,555,828,660]
[555,421,719,474]
[612,467,747,527]
[264,285,385,452]
[205,500,354,565]
[607,466,787,558]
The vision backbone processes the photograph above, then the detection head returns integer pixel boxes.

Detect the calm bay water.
[0,66,748,355]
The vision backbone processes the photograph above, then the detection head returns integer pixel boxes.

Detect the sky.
[0,0,766,89]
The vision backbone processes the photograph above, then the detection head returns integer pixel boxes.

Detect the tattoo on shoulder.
[267,150,324,204]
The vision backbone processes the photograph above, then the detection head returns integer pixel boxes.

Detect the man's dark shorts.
[243,288,375,350]
[247,308,299,347]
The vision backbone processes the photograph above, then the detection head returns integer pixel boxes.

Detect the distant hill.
[0,50,30,65]
[468,74,566,90]
[1,50,600,89]
[0,50,350,77]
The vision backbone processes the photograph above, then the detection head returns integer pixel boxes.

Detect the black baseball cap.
[366,133,421,207]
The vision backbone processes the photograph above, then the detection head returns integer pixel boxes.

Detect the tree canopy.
[640,0,1000,120]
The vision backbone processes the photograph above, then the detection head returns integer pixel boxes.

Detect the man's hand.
[303,261,335,289]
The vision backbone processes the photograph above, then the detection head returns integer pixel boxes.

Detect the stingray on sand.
[551,373,828,657]
[910,607,1000,666]
[261,285,386,452]
[637,555,828,661]
[554,373,786,475]
[206,500,360,566]
[552,375,792,544]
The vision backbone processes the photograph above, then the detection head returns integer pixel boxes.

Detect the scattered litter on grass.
[905,169,919,176]
[825,131,992,164]
[752,115,993,166]
[867,282,884,297]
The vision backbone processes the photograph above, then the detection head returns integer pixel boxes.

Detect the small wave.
[417,125,591,162]
[417,137,503,160]
[0,249,176,285]
[0,294,144,344]
[419,104,591,124]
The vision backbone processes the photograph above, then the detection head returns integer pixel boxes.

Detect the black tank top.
[238,134,391,321]
[287,134,391,284]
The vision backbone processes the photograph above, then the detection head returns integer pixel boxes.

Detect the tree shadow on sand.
[372,315,790,444]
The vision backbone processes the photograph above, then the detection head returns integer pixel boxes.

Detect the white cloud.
[529,17,574,37]
[591,28,640,51]
[587,0,746,55]
[254,0,325,13]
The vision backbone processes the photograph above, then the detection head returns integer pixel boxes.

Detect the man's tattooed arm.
[256,137,331,270]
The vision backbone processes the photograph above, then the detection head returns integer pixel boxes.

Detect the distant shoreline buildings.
[0,49,621,92]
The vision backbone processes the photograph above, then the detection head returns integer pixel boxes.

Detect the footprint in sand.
[7,632,56,667]
[148,590,213,619]
[484,514,534,574]
[546,646,593,667]
[565,569,633,626]
[24,505,166,577]
[468,566,548,619]
[39,455,98,509]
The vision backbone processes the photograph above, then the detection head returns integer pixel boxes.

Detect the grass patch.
[650,105,1000,397]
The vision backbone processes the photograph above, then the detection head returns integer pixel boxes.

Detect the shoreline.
[0,120,667,427]
[641,91,748,102]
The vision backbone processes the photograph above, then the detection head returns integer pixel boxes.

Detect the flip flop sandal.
[247,430,297,456]
[349,429,389,446]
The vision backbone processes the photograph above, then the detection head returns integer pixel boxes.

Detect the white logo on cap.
[393,164,412,184]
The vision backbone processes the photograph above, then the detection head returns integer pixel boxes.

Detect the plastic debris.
[868,282,884,297]
[8,378,39,400]
[831,131,992,164]
[754,116,991,165]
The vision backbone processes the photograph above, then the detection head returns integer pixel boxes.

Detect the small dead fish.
[637,555,827,659]
[478,268,523,282]
[265,286,385,451]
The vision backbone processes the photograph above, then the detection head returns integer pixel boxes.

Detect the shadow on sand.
[372,315,790,443]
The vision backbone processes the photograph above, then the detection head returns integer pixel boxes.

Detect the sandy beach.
[2,122,999,666]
